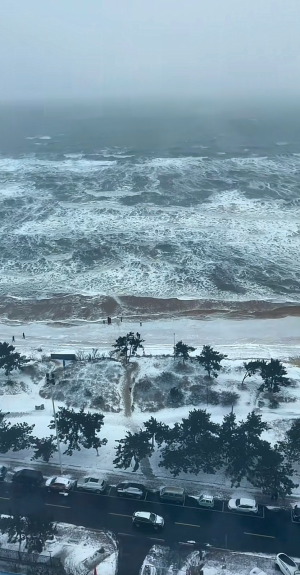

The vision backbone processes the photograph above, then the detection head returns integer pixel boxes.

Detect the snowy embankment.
[1,315,300,500]
[0,521,117,575]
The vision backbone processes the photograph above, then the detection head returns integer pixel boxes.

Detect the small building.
[50,353,76,361]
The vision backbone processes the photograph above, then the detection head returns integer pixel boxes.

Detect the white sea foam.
[25,135,51,140]
[1,151,300,301]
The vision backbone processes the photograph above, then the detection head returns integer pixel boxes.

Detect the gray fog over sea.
[1,102,300,306]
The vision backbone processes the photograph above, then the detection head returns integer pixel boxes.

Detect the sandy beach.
[0,294,300,323]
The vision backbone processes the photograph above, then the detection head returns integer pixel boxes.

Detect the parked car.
[117,482,146,499]
[292,503,300,523]
[46,476,76,495]
[197,494,214,508]
[228,498,258,513]
[12,469,44,487]
[77,477,107,494]
[0,466,7,481]
[275,553,300,575]
[140,564,157,575]
[159,486,185,503]
[132,511,164,531]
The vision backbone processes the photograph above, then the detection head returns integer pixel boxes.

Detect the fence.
[0,547,61,568]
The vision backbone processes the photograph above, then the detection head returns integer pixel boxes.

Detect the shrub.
[206,389,220,405]
[168,387,184,406]
[92,395,105,409]
[220,391,240,406]
[135,377,152,393]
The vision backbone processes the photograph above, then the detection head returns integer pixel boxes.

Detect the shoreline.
[0,294,300,324]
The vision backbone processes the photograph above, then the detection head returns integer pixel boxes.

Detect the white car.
[275,553,300,575]
[77,477,107,494]
[45,476,76,495]
[140,565,157,575]
[228,498,258,513]
[132,511,164,531]
[197,494,215,508]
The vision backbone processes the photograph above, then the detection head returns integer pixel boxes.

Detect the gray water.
[1,101,300,302]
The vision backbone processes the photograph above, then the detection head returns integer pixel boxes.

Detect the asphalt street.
[0,482,299,574]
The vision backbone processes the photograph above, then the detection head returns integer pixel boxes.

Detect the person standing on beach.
[12,336,15,342]
[22,333,25,339]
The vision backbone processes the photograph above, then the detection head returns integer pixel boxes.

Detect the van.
[12,469,44,487]
[159,486,185,503]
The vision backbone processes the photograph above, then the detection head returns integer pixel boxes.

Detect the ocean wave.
[0,150,300,301]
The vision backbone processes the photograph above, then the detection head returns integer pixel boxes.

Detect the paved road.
[0,482,298,574]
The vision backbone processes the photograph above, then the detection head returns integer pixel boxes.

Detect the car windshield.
[236,499,240,506]
[149,513,156,523]
[280,555,295,566]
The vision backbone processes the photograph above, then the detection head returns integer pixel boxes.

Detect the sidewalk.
[1,454,299,509]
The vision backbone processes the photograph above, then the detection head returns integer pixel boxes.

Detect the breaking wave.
[0,150,300,301]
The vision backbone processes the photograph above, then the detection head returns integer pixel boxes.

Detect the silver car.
[197,493,215,508]
[77,477,107,494]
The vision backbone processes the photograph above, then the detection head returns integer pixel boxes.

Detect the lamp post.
[46,372,63,475]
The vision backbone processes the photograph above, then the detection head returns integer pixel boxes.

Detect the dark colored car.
[292,504,300,522]
[12,469,44,487]
[0,466,7,481]
[132,511,164,531]
[116,482,146,499]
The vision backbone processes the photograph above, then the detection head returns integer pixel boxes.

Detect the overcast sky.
[1,0,300,101]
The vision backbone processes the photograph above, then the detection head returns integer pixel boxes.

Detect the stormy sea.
[1,100,300,321]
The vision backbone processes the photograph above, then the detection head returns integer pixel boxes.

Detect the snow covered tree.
[79,411,108,455]
[248,443,298,497]
[112,332,145,364]
[0,342,29,376]
[258,358,290,393]
[49,407,107,456]
[159,409,220,476]
[224,411,270,487]
[31,435,58,463]
[241,360,263,386]
[195,345,227,378]
[0,514,27,551]
[25,515,57,553]
[174,341,196,363]
[114,430,154,471]
[219,412,238,462]
[0,411,34,453]
[0,513,57,554]
[143,416,169,447]
[280,418,300,462]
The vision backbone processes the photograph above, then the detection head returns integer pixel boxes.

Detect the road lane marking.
[109,513,132,518]
[149,537,165,542]
[244,532,275,539]
[45,503,70,509]
[175,522,200,528]
[0,497,10,500]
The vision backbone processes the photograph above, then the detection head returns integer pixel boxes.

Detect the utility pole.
[46,372,63,475]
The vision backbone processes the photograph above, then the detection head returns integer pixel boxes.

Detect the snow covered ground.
[142,546,300,575]
[1,316,300,500]
[0,520,117,575]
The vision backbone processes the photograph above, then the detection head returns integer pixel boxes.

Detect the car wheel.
[96,490,101,494]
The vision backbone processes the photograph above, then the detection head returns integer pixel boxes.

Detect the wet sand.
[0,294,300,323]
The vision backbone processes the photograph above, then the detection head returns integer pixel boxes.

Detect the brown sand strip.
[0,294,299,323]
